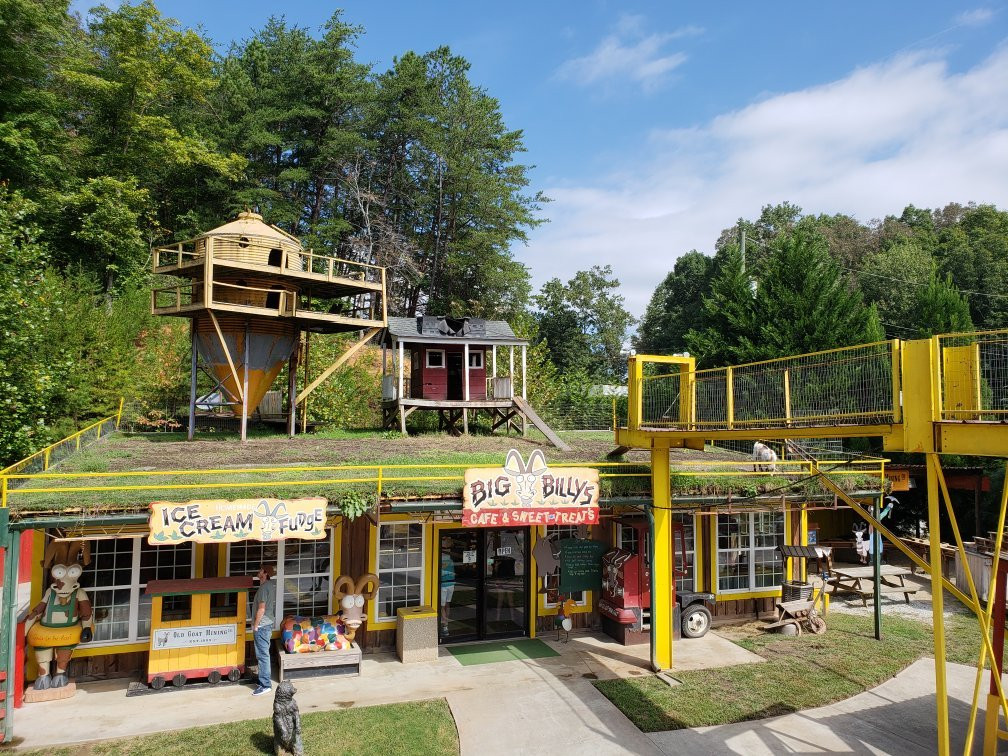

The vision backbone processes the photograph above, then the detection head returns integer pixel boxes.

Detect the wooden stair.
[512,397,571,452]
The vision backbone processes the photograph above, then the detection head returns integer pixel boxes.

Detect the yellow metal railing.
[935,329,1008,422]
[0,457,886,513]
[628,341,903,433]
[0,400,123,506]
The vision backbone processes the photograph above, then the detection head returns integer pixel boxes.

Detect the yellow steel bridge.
[617,330,1008,756]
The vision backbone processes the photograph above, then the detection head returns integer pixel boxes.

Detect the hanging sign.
[148,497,327,544]
[884,469,911,492]
[462,449,599,528]
[152,624,237,649]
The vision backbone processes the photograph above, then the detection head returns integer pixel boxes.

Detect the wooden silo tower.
[151,212,386,441]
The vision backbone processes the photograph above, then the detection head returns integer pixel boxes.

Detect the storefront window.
[79,538,194,644]
[227,531,334,623]
[375,522,425,622]
[716,512,785,593]
[543,525,586,607]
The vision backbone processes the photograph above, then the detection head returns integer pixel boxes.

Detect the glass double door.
[438,528,528,642]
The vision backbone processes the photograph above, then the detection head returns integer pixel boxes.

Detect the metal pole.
[240,320,250,443]
[873,498,881,640]
[927,454,950,755]
[188,320,198,441]
[2,530,20,743]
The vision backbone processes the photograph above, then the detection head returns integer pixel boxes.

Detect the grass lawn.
[594,610,984,732]
[30,698,458,756]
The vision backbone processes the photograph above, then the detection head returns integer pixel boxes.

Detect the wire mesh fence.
[641,341,899,431]
[538,396,628,432]
[937,330,1008,421]
[1,414,120,489]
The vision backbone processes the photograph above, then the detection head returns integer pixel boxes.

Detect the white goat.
[752,441,777,473]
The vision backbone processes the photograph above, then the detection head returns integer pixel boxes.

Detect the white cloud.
[524,45,1008,322]
[957,8,996,26]
[554,16,701,91]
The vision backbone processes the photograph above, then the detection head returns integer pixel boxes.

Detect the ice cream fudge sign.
[153,624,237,649]
[149,497,327,544]
[463,449,599,527]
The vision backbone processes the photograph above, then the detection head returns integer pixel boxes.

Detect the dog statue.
[273,679,303,756]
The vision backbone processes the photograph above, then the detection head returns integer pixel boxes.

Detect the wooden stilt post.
[240,320,250,443]
[188,320,198,441]
[301,333,310,434]
[287,341,299,438]
[521,344,527,437]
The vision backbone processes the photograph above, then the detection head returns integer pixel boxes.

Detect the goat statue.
[25,540,95,692]
[853,523,870,565]
[332,573,379,642]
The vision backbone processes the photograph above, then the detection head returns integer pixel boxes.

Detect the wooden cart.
[145,576,254,689]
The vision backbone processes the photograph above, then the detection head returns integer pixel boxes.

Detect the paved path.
[648,659,998,755]
[10,631,758,753]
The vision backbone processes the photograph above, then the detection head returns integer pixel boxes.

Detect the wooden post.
[521,344,527,437]
[287,342,299,438]
[301,332,310,434]
[492,345,496,379]
[464,343,470,402]
[240,320,250,443]
[509,346,514,393]
[382,343,387,377]
[398,340,404,401]
[188,320,198,441]
[463,408,469,435]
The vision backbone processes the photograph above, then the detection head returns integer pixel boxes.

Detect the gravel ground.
[815,566,974,622]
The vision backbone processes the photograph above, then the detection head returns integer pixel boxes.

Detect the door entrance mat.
[445,638,560,666]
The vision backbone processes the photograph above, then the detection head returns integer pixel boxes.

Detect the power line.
[844,266,1008,300]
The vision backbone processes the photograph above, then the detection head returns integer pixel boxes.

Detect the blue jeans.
[253,625,272,689]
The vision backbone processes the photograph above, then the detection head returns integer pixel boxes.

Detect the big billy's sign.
[149,497,327,544]
[462,450,599,527]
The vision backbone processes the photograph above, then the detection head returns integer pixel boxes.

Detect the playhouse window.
[226,531,335,624]
[209,591,239,619]
[375,522,425,623]
[716,511,785,593]
[161,594,192,622]
[77,537,195,645]
[426,349,445,368]
[468,351,483,369]
[542,525,587,608]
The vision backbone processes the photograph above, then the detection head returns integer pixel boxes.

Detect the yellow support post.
[783,368,791,426]
[651,447,673,670]
[927,454,950,756]
[726,366,734,429]
[628,356,643,431]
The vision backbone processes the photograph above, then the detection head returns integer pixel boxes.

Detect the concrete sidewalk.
[648,658,1002,755]
[10,630,760,753]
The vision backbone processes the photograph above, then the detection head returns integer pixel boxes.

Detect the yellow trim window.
[226,531,335,624]
[78,537,195,645]
[542,525,588,608]
[716,512,785,593]
[374,521,426,623]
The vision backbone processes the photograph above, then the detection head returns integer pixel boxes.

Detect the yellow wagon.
[145,576,254,688]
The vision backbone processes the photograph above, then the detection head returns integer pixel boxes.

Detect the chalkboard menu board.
[556,539,607,593]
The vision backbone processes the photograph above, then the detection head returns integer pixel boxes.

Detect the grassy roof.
[4,429,884,519]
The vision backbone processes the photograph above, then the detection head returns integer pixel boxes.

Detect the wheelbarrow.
[764,588,827,636]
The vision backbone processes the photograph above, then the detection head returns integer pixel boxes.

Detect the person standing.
[252,564,276,696]
[439,548,455,636]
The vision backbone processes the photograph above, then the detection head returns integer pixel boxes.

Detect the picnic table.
[827,565,919,607]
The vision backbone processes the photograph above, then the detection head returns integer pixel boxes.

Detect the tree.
[533,266,634,380]
[685,246,759,367]
[936,205,1008,330]
[635,251,713,354]
[857,242,937,336]
[913,274,974,337]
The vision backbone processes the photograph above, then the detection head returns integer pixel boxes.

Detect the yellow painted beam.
[651,448,673,670]
[927,455,950,756]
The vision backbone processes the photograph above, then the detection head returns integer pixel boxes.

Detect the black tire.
[151,676,165,690]
[681,604,712,638]
[227,667,241,682]
[207,670,222,684]
[172,673,186,688]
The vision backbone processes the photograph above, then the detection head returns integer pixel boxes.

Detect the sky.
[78,2,1008,322]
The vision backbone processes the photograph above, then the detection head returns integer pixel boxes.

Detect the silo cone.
[195,315,298,417]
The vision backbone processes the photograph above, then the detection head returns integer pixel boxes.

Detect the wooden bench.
[274,640,362,682]
[826,573,919,607]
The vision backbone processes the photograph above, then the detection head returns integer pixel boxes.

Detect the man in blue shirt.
[252,564,276,696]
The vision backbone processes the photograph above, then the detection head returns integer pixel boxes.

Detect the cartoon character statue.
[332,573,379,642]
[24,541,95,690]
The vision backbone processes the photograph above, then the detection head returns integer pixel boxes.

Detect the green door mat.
[446,638,560,666]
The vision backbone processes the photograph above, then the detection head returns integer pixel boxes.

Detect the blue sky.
[80,2,1008,319]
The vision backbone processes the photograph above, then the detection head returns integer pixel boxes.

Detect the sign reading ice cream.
[148,497,327,544]
[462,450,599,527]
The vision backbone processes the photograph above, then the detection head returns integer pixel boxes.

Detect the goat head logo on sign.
[255,500,288,541]
[503,449,548,506]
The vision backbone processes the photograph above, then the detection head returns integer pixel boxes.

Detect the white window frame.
[672,513,696,594]
[425,349,445,369]
[373,521,427,624]
[226,531,335,627]
[468,350,484,369]
[80,536,196,647]
[716,511,785,594]
[542,525,588,608]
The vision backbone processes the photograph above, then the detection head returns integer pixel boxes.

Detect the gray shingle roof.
[382,316,527,345]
